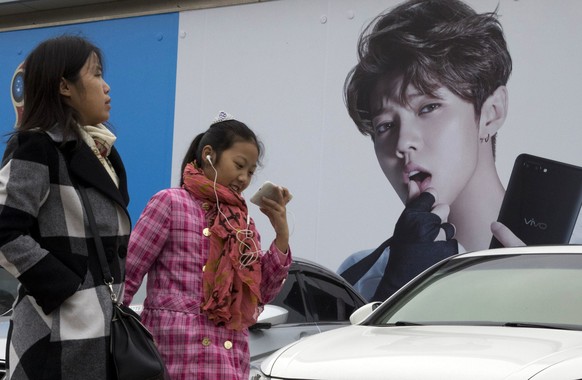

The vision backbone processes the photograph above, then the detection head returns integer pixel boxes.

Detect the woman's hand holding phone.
[250,181,293,208]
[250,181,292,254]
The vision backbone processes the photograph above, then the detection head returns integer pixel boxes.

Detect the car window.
[270,272,309,324]
[0,269,18,316]
[376,254,582,327]
[302,273,361,322]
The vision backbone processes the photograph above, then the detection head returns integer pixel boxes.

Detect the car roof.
[290,256,339,275]
[455,245,582,259]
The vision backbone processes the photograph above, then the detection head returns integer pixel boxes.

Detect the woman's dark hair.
[345,0,512,149]
[179,119,264,186]
[19,34,104,140]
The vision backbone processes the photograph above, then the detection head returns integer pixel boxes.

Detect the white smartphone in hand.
[250,181,293,207]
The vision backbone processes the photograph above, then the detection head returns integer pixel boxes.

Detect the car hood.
[264,325,582,380]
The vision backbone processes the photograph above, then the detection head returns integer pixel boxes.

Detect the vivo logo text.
[524,218,547,230]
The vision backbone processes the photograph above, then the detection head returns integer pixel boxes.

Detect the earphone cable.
[207,159,264,267]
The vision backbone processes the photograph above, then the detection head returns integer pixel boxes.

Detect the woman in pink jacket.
[123,111,292,379]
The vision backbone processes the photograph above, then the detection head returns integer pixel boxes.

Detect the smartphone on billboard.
[490,154,582,248]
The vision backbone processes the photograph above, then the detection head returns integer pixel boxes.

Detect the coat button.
[224,340,233,350]
[203,228,211,237]
[202,337,211,347]
[202,202,210,210]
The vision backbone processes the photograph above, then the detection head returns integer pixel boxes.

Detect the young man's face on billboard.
[369,74,481,207]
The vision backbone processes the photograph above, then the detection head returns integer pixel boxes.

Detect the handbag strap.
[339,237,392,285]
[78,185,118,303]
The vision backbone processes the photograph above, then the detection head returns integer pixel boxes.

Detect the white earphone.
[206,154,212,164]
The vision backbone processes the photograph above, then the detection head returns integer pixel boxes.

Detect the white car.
[252,245,582,380]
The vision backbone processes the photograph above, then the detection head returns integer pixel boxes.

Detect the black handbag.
[78,185,167,380]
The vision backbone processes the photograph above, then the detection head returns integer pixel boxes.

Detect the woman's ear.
[201,145,214,165]
[479,85,508,139]
[59,78,72,97]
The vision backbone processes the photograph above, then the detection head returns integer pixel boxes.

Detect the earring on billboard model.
[480,134,490,143]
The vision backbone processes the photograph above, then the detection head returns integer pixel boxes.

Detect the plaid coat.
[0,129,131,380]
[123,188,291,379]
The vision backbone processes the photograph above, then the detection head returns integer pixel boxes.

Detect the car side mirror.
[349,302,381,325]
[255,304,288,327]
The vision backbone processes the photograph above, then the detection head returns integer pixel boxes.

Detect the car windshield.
[370,253,582,330]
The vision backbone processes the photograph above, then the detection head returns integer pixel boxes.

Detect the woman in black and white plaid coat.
[0,36,131,379]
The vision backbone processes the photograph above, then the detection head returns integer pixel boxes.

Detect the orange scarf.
[182,163,262,331]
